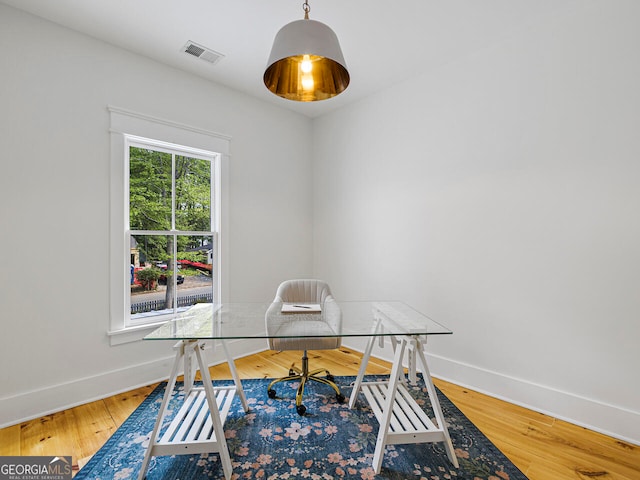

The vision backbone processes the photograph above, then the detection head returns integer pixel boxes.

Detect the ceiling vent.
[181,41,224,65]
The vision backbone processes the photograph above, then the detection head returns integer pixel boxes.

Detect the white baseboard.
[426,353,640,446]
[0,338,266,429]
[341,338,639,446]
[4,338,639,448]
[0,355,172,429]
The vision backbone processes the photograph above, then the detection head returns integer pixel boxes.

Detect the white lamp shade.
[264,19,350,102]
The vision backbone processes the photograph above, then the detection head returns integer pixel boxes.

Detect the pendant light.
[264,0,350,102]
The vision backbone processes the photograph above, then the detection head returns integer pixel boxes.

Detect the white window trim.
[108,106,230,345]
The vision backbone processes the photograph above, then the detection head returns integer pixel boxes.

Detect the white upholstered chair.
[265,279,344,415]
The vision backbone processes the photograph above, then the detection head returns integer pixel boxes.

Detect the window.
[126,137,218,325]
[109,106,230,343]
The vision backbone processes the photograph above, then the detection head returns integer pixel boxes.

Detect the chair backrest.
[266,279,341,351]
[273,279,333,304]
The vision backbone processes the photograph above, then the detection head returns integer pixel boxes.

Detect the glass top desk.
[139,302,458,479]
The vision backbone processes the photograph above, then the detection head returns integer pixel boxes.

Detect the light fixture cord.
[302,0,310,19]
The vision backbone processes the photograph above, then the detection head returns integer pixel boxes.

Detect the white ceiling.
[2,0,578,118]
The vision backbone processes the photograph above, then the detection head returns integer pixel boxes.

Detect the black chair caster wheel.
[326,374,335,382]
[296,404,307,416]
[336,393,346,404]
[268,389,277,399]
[289,369,296,376]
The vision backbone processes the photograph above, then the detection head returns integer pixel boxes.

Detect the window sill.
[108,321,168,346]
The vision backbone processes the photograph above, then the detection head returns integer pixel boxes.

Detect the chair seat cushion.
[268,320,341,351]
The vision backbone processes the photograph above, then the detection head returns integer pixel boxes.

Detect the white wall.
[313,1,640,444]
[0,5,313,426]
[2,1,639,446]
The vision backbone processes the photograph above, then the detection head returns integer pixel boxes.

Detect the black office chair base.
[267,351,345,415]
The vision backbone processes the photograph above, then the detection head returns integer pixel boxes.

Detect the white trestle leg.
[349,306,459,473]
[137,339,247,480]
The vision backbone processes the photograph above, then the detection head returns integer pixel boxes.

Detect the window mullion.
[172,232,178,314]
[171,152,177,231]
[214,157,219,231]
[171,153,177,314]
[130,229,213,236]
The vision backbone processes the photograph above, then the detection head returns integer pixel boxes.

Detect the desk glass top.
[144,301,452,341]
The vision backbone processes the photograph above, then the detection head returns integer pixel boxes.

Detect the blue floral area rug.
[76,376,528,479]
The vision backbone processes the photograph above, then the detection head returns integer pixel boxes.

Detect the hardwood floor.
[2,348,638,479]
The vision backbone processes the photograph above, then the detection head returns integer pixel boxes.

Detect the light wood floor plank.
[0,424,21,456]
[432,379,640,480]
[103,384,158,427]
[1,349,638,480]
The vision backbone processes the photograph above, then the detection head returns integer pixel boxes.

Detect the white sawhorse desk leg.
[138,340,249,480]
[350,333,459,473]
